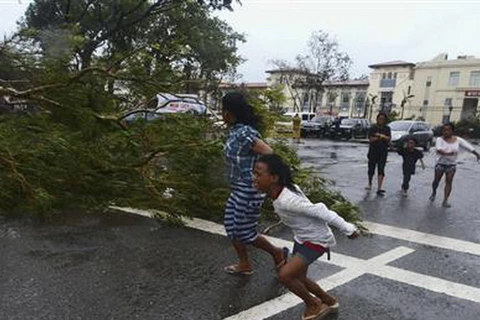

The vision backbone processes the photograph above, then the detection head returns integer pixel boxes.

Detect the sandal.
[328,301,340,313]
[224,264,254,276]
[275,247,290,271]
[301,303,330,320]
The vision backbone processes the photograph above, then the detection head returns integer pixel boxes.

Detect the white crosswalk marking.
[364,221,480,257]
[223,247,415,320]
[112,207,480,319]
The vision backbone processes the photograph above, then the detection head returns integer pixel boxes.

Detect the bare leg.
[430,169,444,201]
[253,235,285,266]
[299,267,337,306]
[443,171,455,206]
[278,256,329,318]
[231,240,252,271]
[366,160,375,190]
[377,174,385,191]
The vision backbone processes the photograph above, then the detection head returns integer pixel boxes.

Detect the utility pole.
[400,94,414,119]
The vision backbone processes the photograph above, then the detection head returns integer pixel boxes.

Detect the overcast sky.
[2,0,480,82]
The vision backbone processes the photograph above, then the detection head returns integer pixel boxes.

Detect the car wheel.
[424,140,432,151]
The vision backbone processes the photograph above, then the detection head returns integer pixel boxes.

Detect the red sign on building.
[465,90,480,97]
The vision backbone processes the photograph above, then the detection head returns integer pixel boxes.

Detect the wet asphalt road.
[1,139,480,320]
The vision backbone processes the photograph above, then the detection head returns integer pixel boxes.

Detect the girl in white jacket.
[253,154,359,320]
[430,122,480,208]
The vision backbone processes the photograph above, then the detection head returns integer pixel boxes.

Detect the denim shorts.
[435,163,456,174]
[293,241,328,265]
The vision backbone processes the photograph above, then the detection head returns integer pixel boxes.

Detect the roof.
[415,55,480,69]
[368,60,416,68]
[218,82,268,89]
[265,68,319,77]
[323,79,369,87]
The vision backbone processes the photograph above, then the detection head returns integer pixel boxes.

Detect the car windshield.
[341,119,356,125]
[389,121,412,131]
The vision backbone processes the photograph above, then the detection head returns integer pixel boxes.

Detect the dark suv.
[301,116,334,138]
[328,118,370,140]
[389,120,434,151]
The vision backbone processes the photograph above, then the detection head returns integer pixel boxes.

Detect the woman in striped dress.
[222,92,287,276]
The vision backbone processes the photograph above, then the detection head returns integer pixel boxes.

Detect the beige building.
[367,60,415,119]
[409,53,480,124]
[265,69,369,117]
[319,80,369,118]
[367,54,480,125]
[265,68,322,113]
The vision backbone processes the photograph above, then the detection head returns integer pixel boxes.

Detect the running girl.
[253,154,359,320]
[429,122,480,208]
[222,92,287,276]
[397,138,425,197]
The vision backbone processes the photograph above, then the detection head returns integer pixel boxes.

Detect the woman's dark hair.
[377,112,388,122]
[257,154,298,193]
[222,92,259,129]
[443,122,455,132]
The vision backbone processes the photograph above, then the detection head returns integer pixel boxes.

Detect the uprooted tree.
[0,1,363,227]
[0,0,244,219]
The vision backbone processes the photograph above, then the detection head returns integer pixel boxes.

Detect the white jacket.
[272,186,357,248]
[436,136,475,165]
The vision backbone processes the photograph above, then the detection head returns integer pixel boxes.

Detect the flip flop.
[301,304,330,320]
[274,247,290,271]
[328,301,340,313]
[224,265,254,276]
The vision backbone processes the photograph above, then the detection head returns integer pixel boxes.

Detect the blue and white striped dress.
[224,123,265,244]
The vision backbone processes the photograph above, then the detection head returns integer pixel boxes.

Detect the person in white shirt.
[430,122,480,208]
[253,154,359,320]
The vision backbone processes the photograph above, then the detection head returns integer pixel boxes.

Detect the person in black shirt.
[397,138,425,196]
[367,112,391,195]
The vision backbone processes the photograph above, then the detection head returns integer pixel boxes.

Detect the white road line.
[364,221,480,257]
[373,265,480,304]
[223,248,414,320]
[112,207,480,319]
[222,268,365,320]
[113,206,480,258]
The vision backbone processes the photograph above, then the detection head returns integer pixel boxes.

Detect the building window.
[340,93,350,111]
[394,72,398,79]
[423,100,429,106]
[302,93,309,110]
[426,76,432,87]
[382,73,386,79]
[409,71,414,80]
[354,92,366,117]
[387,72,392,79]
[315,92,323,107]
[443,98,453,123]
[469,71,480,87]
[407,86,411,95]
[448,72,460,86]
